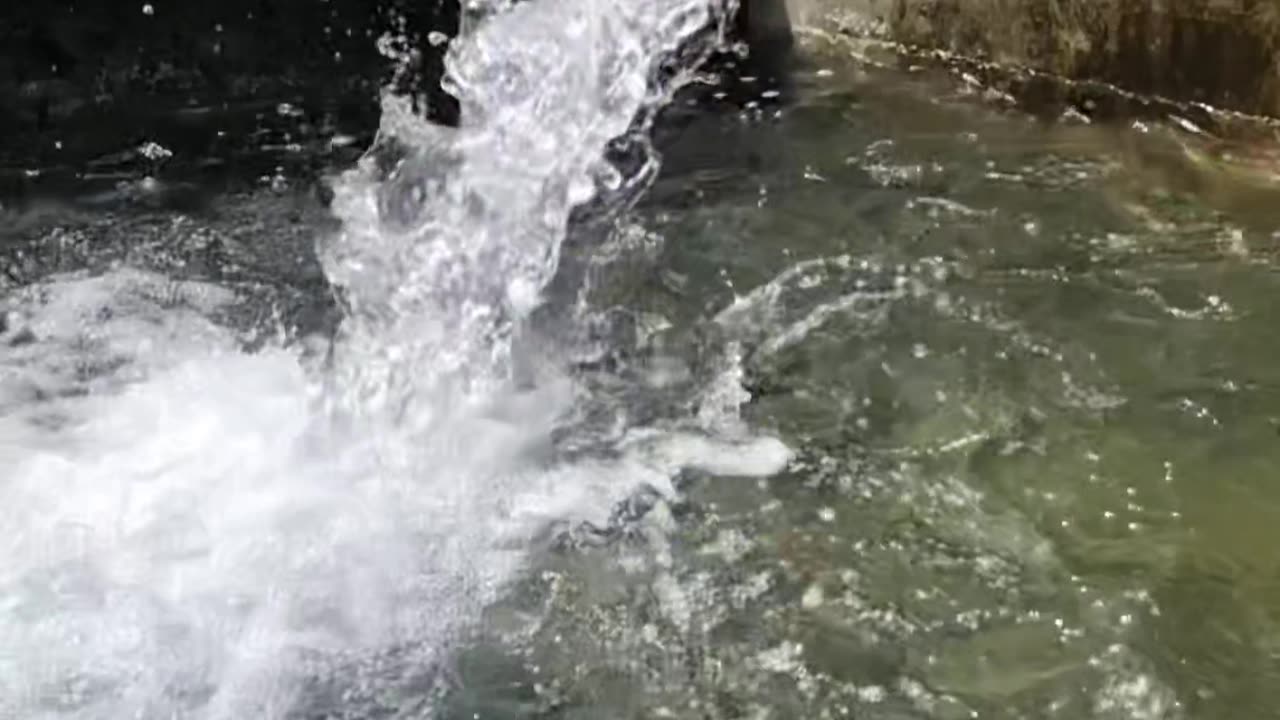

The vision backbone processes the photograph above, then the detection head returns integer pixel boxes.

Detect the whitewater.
[0,0,790,717]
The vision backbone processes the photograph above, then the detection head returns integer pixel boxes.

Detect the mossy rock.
[797,0,1280,119]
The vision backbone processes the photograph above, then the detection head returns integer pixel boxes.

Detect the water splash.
[324,0,733,442]
[0,1,778,718]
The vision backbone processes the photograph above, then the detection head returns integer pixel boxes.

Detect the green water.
[5,31,1278,720]
[446,44,1280,720]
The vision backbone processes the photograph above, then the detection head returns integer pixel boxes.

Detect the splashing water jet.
[0,0,797,718]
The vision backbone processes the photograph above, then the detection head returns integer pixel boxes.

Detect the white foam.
[0,272,623,718]
[0,0,777,717]
[0,270,240,416]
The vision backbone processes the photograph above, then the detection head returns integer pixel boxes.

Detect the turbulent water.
[0,1,790,717]
[6,1,1280,718]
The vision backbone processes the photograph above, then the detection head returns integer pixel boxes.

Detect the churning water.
[10,0,1280,717]
[0,0,789,717]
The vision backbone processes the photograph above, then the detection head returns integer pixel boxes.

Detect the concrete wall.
[786,0,1280,119]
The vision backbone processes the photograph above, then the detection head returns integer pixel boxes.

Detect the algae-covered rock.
[791,0,1280,119]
